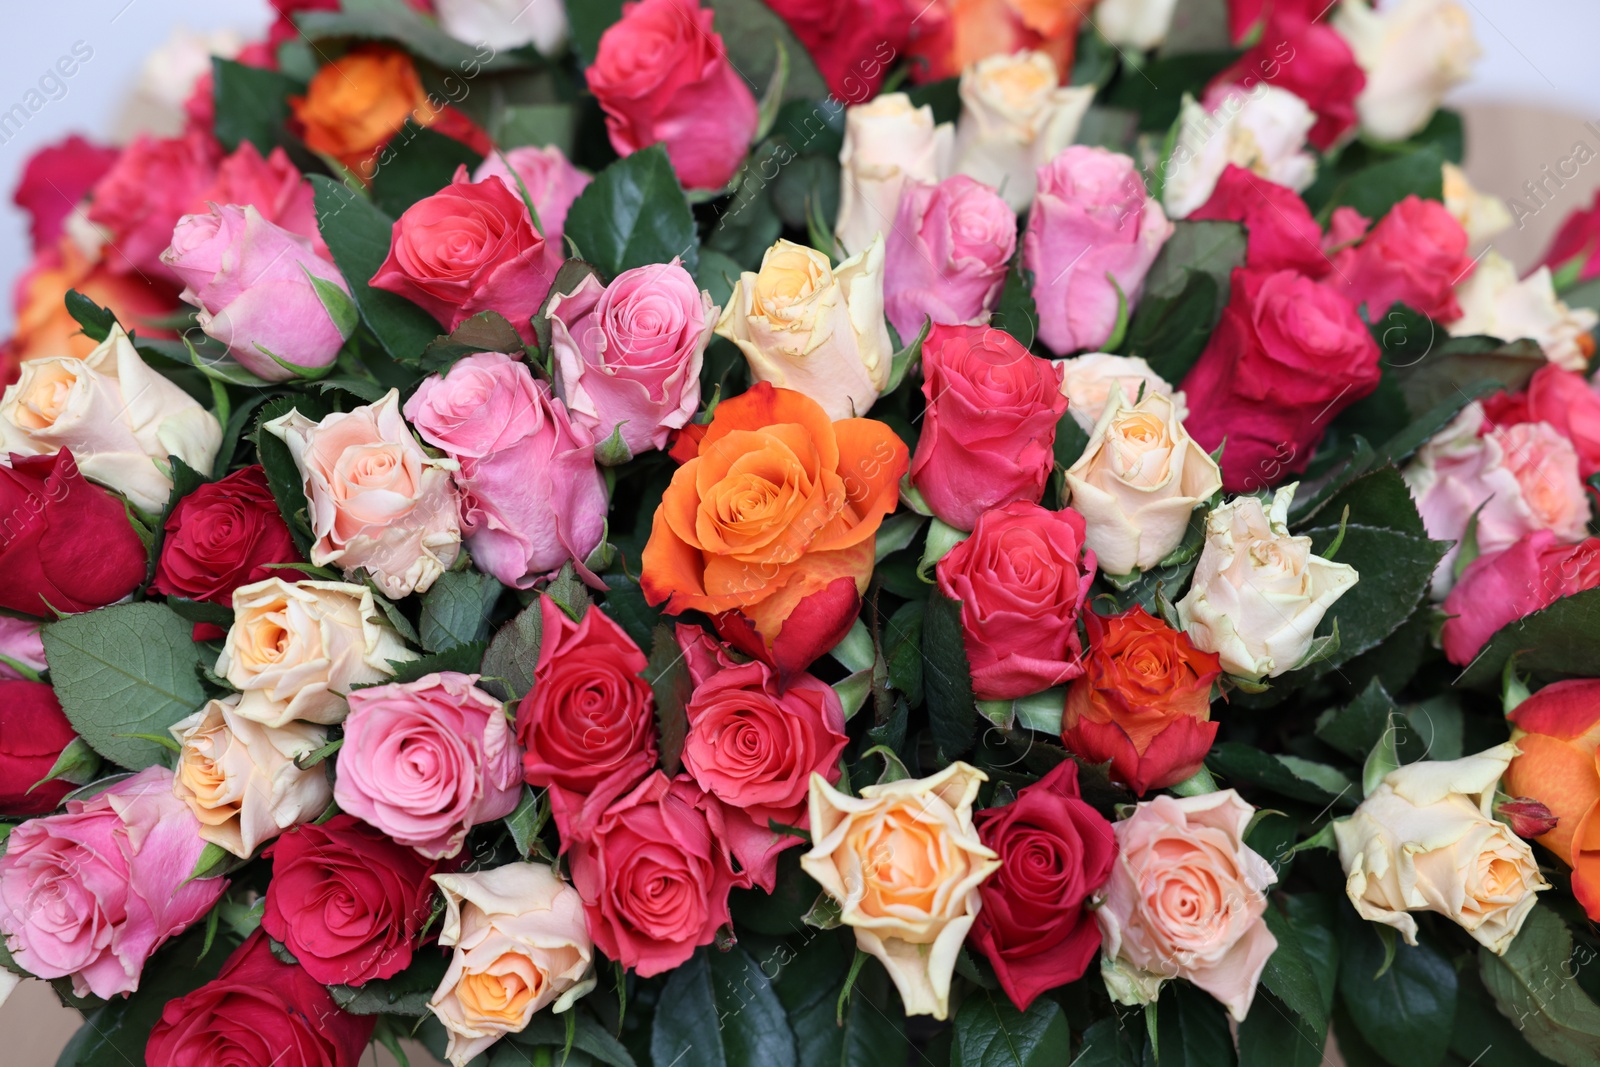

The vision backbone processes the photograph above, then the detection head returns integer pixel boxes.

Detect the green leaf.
[923,592,977,761]
[651,945,799,1067]
[369,123,484,217]
[992,259,1038,350]
[41,604,209,771]
[384,641,487,683]
[1260,906,1326,1030]
[1122,270,1220,385]
[1320,145,1446,225]
[771,928,908,1067]
[1103,52,1241,131]
[1452,963,1561,1067]
[951,990,1071,1067]
[1292,466,1426,538]
[510,1008,638,1067]
[504,786,548,860]
[1303,523,1449,673]
[1479,904,1600,1066]
[419,310,528,375]
[65,289,117,342]
[328,948,452,1016]
[479,599,545,701]
[1074,1017,1143,1066]
[1394,336,1544,414]
[644,624,692,777]
[565,0,626,65]
[703,0,828,102]
[883,599,925,710]
[1237,991,1325,1067]
[600,572,661,651]
[30,736,102,793]
[1337,913,1457,1067]
[211,58,304,154]
[564,145,700,281]
[418,569,504,652]
[1141,219,1247,313]
[1206,743,1354,807]
[1146,980,1237,1067]
[1315,679,1424,762]
[545,563,592,621]
[493,103,578,155]
[297,0,530,72]
[1455,586,1600,689]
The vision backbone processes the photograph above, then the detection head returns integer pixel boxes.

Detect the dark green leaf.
[650,945,799,1067]
[1238,991,1325,1067]
[645,624,691,777]
[883,599,925,709]
[1206,743,1354,806]
[480,599,545,701]
[1075,1017,1143,1067]
[510,1007,637,1067]
[1141,220,1247,312]
[211,58,304,154]
[493,104,579,155]
[1338,914,1457,1067]
[1314,679,1421,762]
[369,124,484,217]
[1394,336,1544,414]
[1452,963,1560,1067]
[1320,146,1445,226]
[1260,906,1326,1030]
[328,948,451,1016]
[419,570,504,652]
[1478,904,1600,1066]
[297,0,529,72]
[419,311,527,374]
[703,0,829,102]
[1103,51,1241,131]
[772,929,907,1067]
[65,289,117,342]
[1304,523,1449,673]
[992,258,1038,350]
[951,990,1071,1067]
[1122,270,1218,384]
[504,786,547,860]
[564,145,700,280]
[385,641,487,683]
[601,572,661,651]
[923,592,977,761]
[564,0,626,64]
[1144,981,1236,1067]
[1292,466,1425,537]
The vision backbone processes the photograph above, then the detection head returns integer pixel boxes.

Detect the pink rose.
[163,204,353,381]
[884,175,1016,342]
[405,353,609,587]
[547,260,712,457]
[1336,195,1475,320]
[761,0,917,100]
[0,616,45,681]
[1492,421,1591,542]
[1025,146,1173,356]
[473,145,591,279]
[333,672,522,859]
[1442,532,1600,665]
[88,130,219,278]
[206,140,328,260]
[1189,164,1338,277]
[1484,364,1600,481]
[13,135,120,252]
[0,766,228,998]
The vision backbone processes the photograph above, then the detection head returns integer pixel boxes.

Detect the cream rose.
[429,863,595,1067]
[1056,353,1186,432]
[265,388,461,598]
[715,237,893,420]
[1176,484,1359,680]
[834,93,953,257]
[168,692,332,858]
[1162,86,1317,220]
[1442,162,1512,247]
[1334,743,1548,954]
[1448,251,1598,372]
[1096,0,1182,51]
[953,51,1094,213]
[800,762,999,1020]
[1333,0,1480,144]
[1065,386,1221,577]
[0,324,221,513]
[215,578,415,726]
[436,0,568,56]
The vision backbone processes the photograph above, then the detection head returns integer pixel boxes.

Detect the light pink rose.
[473,145,592,279]
[547,260,712,457]
[333,672,522,859]
[405,353,608,587]
[0,766,228,998]
[1490,421,1590,543]
[884,175,1016,343]
[1025,146,1174,356]
[0,616,45,681]
[163,204,354,382]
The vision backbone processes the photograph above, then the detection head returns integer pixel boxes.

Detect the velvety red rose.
[369,168,552,344]
[260,815,439,986]
[150,465,301,607]
[1181,268,1381,492]
[969,760,1116,1011]
[87,129,218,279]
[145,930,375,1067]
[910,323,1068,531]
[762,0,915,100]
[935,501,1097,700]
[1335,195,1475,321]
[1061,608,1222,795]
[0,680,78,816]
[1217,7,1363,149]
[1189,165,1334,277]
[1483,364,1600,480]
[0,450,147,617]
[13,135,119,252]
[1442,531,1600,666]
[1542,189,1600,283]
[586,0,759,191]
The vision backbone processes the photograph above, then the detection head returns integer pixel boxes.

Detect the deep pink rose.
[473,145,592,279]
[88,130,218,278]
[205,140,328,259]
[0,680,76,816]
[333,671,523,859]
[885,175,1016,343]
[0,616,45,682]
[0,766,228,998]
[1336,195,1475,321]
[1442,532,1600,665]
[13,135,119,252]
[586,0,758,191]
[1190,164,1335,277]
[405,352,609,586]
[1542,189,1600,283]
[761,0,916,100]
[1216,8,1364,149]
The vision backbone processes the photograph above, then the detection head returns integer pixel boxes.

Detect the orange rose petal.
[697,383,840,473]
[659,458,707,551]
[1504,733,1600,866]
[640,500,710,611]
[809,417,909,553]
[1571,801,1600,921]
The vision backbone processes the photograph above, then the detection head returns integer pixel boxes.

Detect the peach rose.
[1504,679,1600,921]
[953,51,1093,212]
[834,93,953,258]
[4,241,177,370]
[1096,790,1277,1022]
[1056,353,1186,433]
[265,389,462,598]
[799,762,1000,1019]
[1489,421,1590,541]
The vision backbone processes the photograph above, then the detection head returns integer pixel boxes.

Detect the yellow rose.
[953,51,1093,212]
[834,93,953,257]
[1333,0,1479,143]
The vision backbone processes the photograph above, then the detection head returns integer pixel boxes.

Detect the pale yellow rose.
[1333,0,1479,144]
[715,237,893,420]
[1096,0,1182,51]
[0,324,221,513]
[953,51,1094,213]
[1449,251,1598,372]
[215,578,415,726]
[169,692,332,857]
[1065,386,1221,576]
[1163,86,1317,220]
[799,761,999,1020]
[1334,743,1548,955]
[1056,352,1186,434]
[834,93,953,257]
[429,863,595,1067]
[1442,162,1512,247]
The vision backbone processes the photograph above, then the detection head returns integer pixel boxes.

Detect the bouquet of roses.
[4,0,1600,1065]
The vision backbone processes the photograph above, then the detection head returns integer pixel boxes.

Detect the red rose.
[969,760,1116,1011]
[762,0,915,101]
[13,135,120,252]
[0,680,78,816]
[935,501,1097,700]
[88,129,218,278]
[370,169,552,344]
[145,930,375,1067]
[1218,8,1363,149]
[1542,190,1600,283]
[260,815,439,987]
[1190,165,1335,277]
[1180,268,1381,492]
[1061,608,1222,795]
[1442,531,1600,666]
[1483,364,1600,480]
[0,450,147,617]
[586,0,759,191]
[910,323,1068,531]
[1335,195,1475,321]
[151,465,301,607]
[1227,0,1315,43]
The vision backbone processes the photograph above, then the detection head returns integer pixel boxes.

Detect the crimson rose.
[151,465,300,605]
[0,680,78,815]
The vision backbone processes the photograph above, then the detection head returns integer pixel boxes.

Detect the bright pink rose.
[675,625,848,891]
[1227,0,1317,43]
[762,0,916,100]
[473,145,592,279]
[1484,364,1600,480]
[0,615,45,681]
[1491,422,1591,543]
[1025,147,1173,356]
[1216,8,1364,149]
[405,352,609,587]
[0,766,228,998]
[1542,189,1600,283]
[1189,164,1333,277]
[1442,532,1600,665]
[163,204,353,381]
[586,0,759,191]
[88,130,218,278]
[1336,195,1475,321]
[910,323,1068,531]
[884,175,1016,342]
[13,135,119,252]
[205,140,328,259]
[547,260,712,456]
[333,672,523,859]
[369,168,552,343]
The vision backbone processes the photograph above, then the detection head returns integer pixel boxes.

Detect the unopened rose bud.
[1497,797,1559,839]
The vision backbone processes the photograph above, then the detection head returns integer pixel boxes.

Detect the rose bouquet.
[2,1,1599,1066]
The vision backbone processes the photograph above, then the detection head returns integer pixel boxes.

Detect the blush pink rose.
[205,140,328,260]
[405,352,609,587]
[547,260,712,457]
[884,175,1016,343]
[0,766,228,998]
[473,145,592,278]
[1336,195,1475,321]
[333,672,522,859]
[1442,532,1600,665]
[1025,146,1173,356]
[1491,422,1591,542]
[88,129,219,278]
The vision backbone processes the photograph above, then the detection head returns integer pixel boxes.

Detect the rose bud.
[952,51,1093,213]
[1504,679,1600,920]
[1497,798,1560,840]
[150,464,300,607]
[834,93,953,258]
[884,175,1015,343]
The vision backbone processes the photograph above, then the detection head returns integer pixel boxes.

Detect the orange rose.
[1504,678,1600,920]
[913,0,1093,83]
[641,383,907,677]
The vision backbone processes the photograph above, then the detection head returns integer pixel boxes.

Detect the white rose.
[1176,484,1358,680]
[1096,0,1183,51]
[834,93,953,257]
[116,27,242,139]
[1334,743,1548,955]
[1055,352,1187,433]
[1333,0,1480,144]
[1442,162,1512,247]
[1449,251,1598,372]
[1162,86,1317,220]
[0,324,221,513]
[953,51,1094,213]
[436,0,568,56]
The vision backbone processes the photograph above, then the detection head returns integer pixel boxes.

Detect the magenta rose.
[762,0,915,100]
[206,140,328,260]
[333,671,522,859]
[547,260,712,457]
[14,134,119,252]
[87,129,218,278]
[1189,164,1338,277]
[1441,532,1600,665]
[1335,195,1475,321]
[884,175,1016,342]
[473,145,592,279]
[1025,146,1174,355]
[0,766,228,998]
